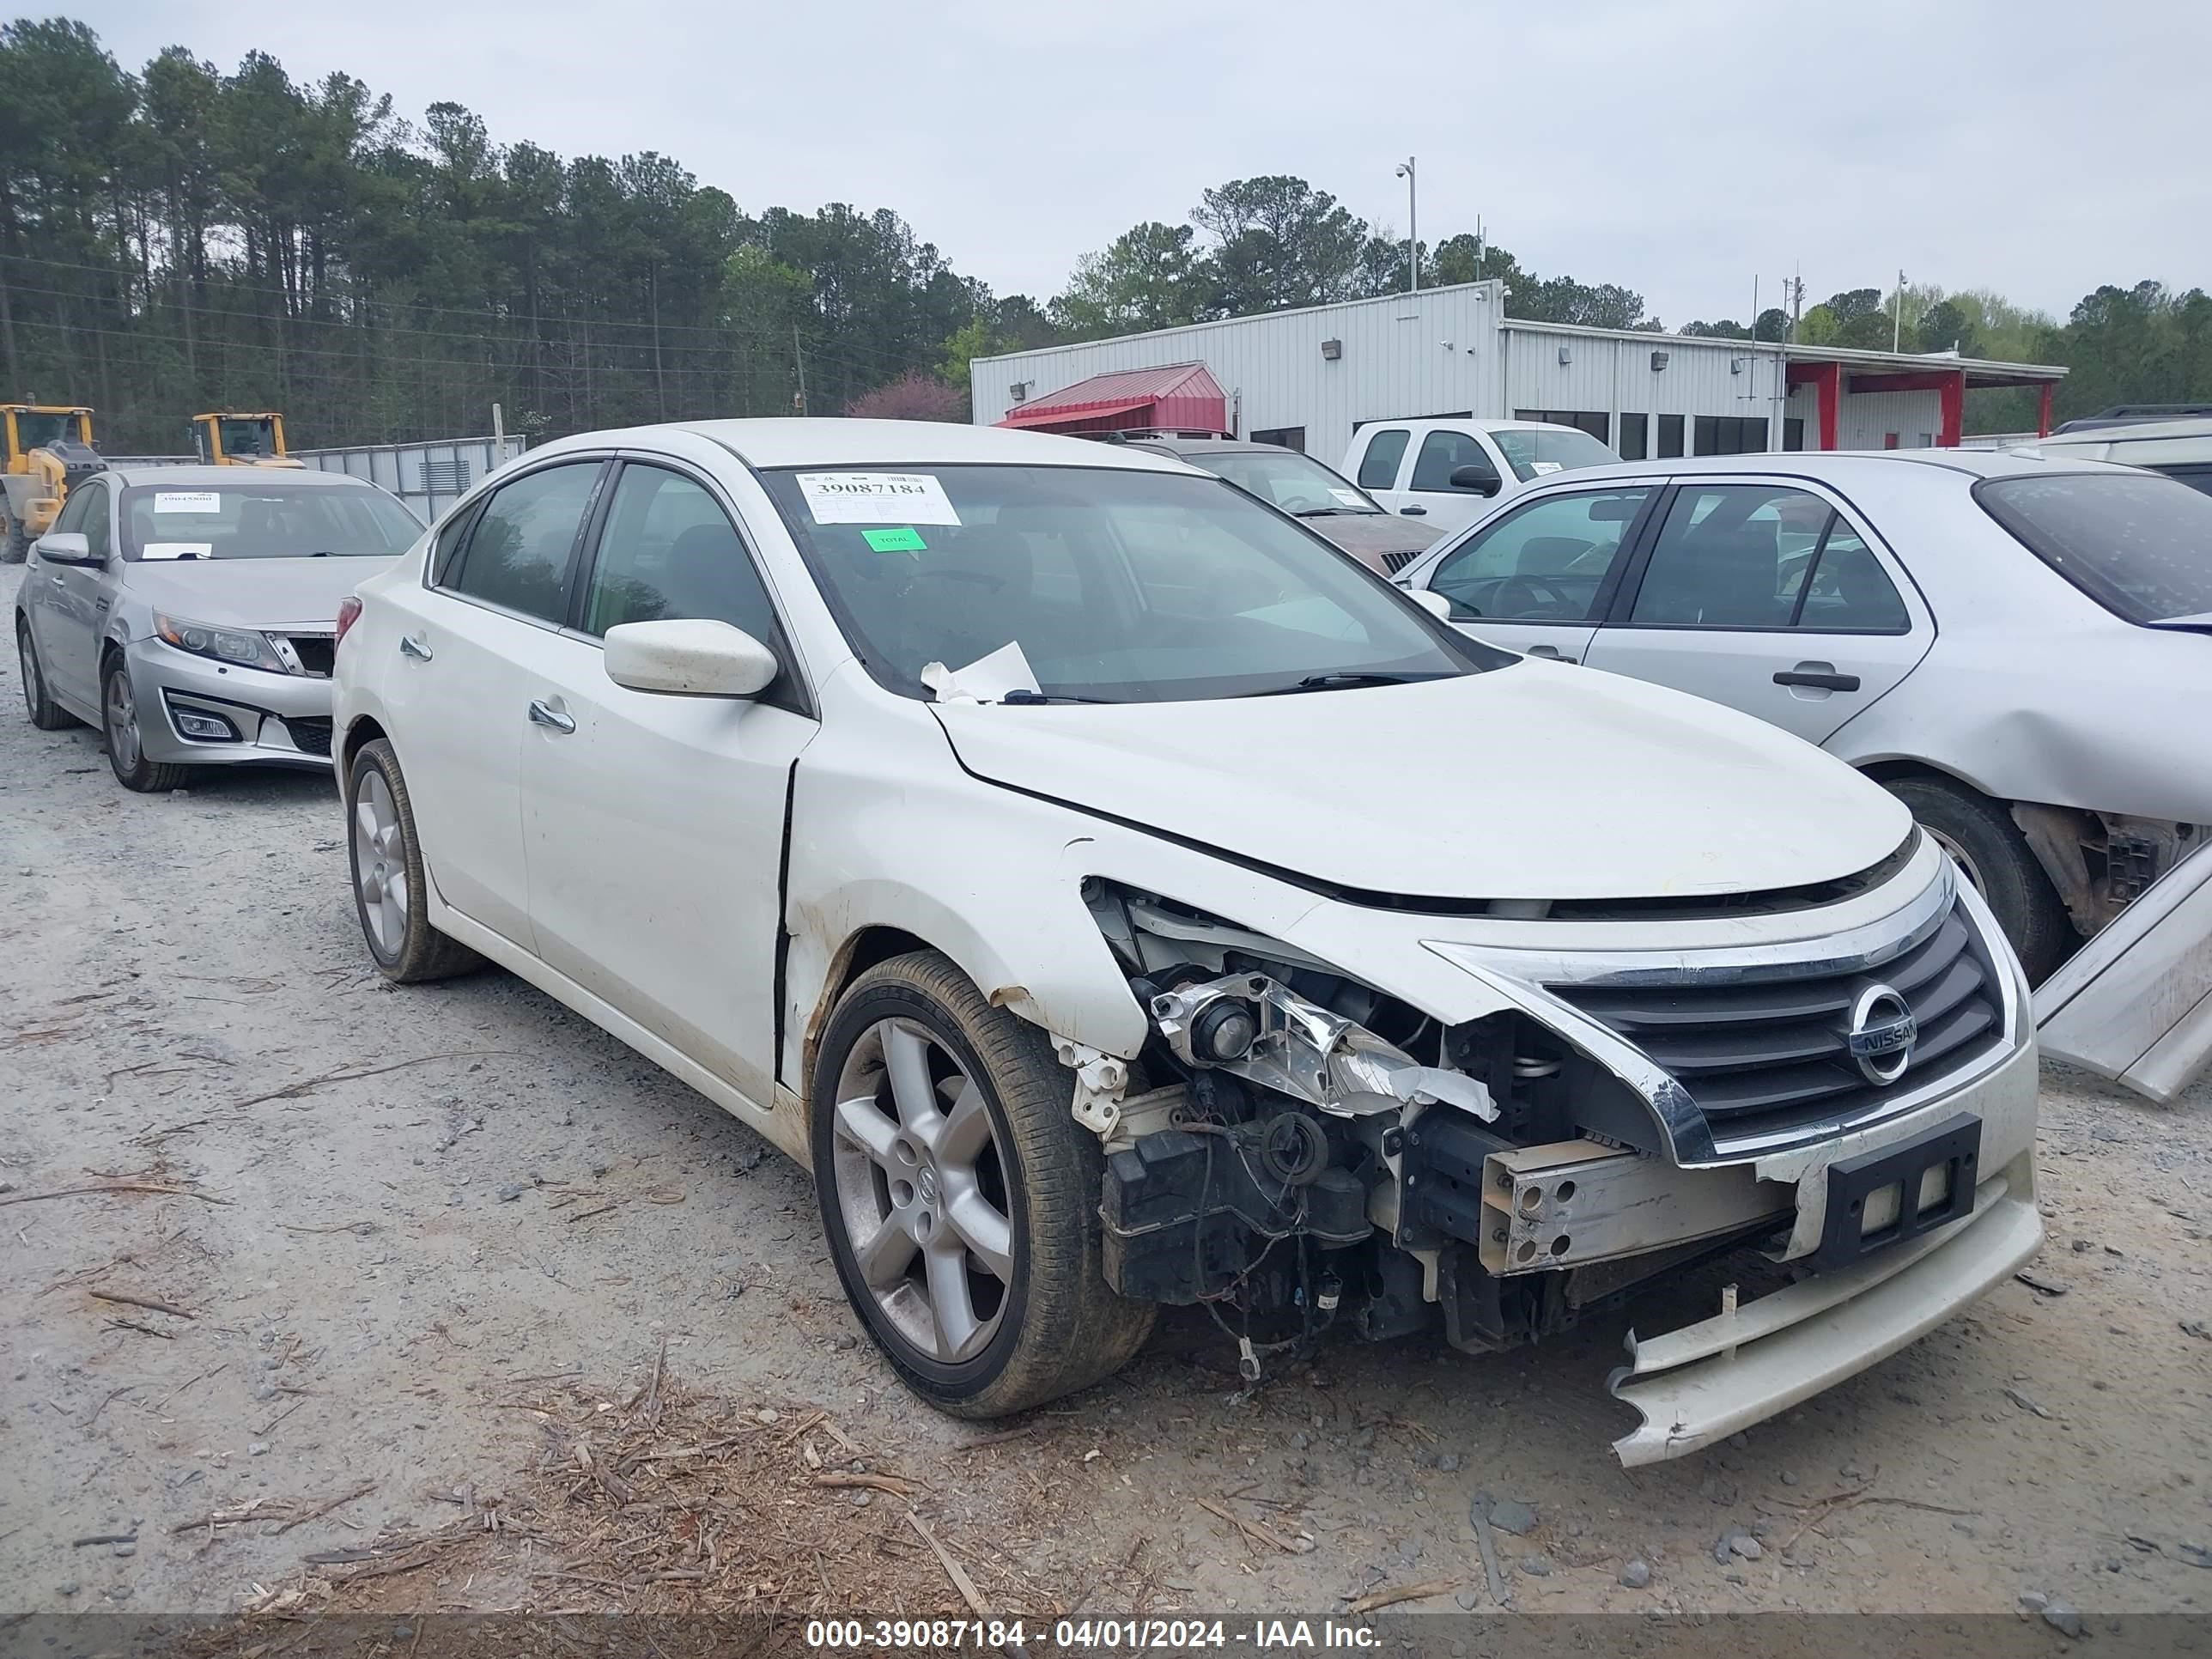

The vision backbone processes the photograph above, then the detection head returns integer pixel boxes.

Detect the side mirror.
[604,617,778,699]
[1448,465,1503,497]
[1407,587,1453,623]
[33,532,98,565]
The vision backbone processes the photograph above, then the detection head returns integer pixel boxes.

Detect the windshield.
[15,412,79,450]
[118,482,422,562]
[761,464,1503,702]
[1975,471,2212,624]
[1189,449,1383,516]
[1491,427,1620,483]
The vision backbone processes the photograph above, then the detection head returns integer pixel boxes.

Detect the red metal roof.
[999,396,1160,431]
[998,362,1224,427]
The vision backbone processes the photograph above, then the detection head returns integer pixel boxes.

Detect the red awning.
[998,396,1158,431]
[995,362,1228,435]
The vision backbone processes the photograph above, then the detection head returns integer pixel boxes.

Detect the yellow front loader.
[1,404,100,563]
[191,411,304,468]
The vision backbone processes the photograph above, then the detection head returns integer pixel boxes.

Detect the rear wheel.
[2,512,27,565]
[1885,775,2072,981]
[17,619,75,730]
[346,738,481,981]
[103,659,191,793]
[812,951,1154,1417]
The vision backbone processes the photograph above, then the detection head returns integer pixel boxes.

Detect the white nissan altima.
[331,419,2041,1463]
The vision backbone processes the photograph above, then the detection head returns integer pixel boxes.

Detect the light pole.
[1395,157,1418,292]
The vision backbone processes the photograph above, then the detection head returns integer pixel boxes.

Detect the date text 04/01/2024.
[805,1618,1382,1650]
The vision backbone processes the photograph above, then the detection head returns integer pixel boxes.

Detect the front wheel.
[1885,775,2072,982]
[103,659,191,793]
[812,951,1154,1417]
[2,512,27,565]
[345,738,481,982]
[18,620,76,730]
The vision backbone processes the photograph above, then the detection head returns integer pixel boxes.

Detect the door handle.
[1773,669,1861,692]
[527,697,575,734]
[50,574,65,586]
[1400,505,1428,516]
[398,634,433,662]
[1525,644,1579,664]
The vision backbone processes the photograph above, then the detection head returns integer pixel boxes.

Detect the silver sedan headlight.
[153,611,290,675]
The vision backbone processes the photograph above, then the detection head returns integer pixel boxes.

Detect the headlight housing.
[154,612,290,675]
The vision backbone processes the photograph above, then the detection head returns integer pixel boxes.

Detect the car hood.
[122,556,398,630]
[933,662,1911,903]
[1294,512,1439,571]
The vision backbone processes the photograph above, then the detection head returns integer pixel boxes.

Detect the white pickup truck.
[1345,416,1620,543]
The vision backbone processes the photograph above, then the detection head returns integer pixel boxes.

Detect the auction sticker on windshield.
[142,541,212,561]
[155,491,222,514]
[1328,488,1364,507]
[797,472,961,526]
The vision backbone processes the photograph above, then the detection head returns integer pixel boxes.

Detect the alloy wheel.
[17,629,40,719]
[830,1018,1015,1364]
[353,769,410,957]
[105,671,142,771]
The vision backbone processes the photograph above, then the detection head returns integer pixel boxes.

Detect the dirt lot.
[5,562,2211,1632]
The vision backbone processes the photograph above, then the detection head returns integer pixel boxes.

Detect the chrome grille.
[1382,549,1425,574]
[1549,897,2005,1150]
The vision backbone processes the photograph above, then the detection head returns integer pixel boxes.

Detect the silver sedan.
[14,465,421,790]
[1391,448,2212,980]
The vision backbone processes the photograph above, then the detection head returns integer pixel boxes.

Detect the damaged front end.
[1072,861,2040,1462]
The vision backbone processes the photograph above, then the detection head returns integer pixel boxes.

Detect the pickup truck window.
[1410,429,1498,491]
[1355,428,1409,490]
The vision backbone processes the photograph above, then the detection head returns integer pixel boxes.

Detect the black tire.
[2,513,27,565]
[101,657,192,793]
[17,618,76,730]
[812,951,1155,1418]
[1885,775,2072,981]
[345,737,482,982]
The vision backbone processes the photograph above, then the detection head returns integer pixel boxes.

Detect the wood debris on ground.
[222,1374,1062,1632]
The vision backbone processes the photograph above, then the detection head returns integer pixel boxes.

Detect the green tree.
[1189,175,1367,309]
[1049,221,1211,338]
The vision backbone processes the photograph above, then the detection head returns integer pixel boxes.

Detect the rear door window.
[1428,488,1651,621]
[1629,483,1908,632]
[447,462,602,623]
[1356,428,1410,490]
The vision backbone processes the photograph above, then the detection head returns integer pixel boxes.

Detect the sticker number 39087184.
[795,472,962,526]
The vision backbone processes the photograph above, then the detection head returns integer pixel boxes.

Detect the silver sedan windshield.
[119,482,421,562]
[762,465,1501,702]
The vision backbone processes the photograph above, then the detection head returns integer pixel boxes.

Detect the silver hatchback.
[14,465,420,790]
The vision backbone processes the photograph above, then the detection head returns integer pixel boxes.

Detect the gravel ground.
[5,562,2210,1626]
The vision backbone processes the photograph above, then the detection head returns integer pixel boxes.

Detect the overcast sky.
[78,0,2212,326]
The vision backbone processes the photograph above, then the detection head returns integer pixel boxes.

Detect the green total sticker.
[862,526,927,552]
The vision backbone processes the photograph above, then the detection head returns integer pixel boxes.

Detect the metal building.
[970,281,2067,465]
[294,433,529,522]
